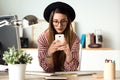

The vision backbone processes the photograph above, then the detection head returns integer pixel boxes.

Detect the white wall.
[0,0,120,49]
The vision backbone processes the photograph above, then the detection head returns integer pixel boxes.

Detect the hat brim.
[44,2,75,22]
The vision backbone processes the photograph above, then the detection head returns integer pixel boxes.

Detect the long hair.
[47,8,75,72]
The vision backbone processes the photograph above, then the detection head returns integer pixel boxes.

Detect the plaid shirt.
[37,30,80,72]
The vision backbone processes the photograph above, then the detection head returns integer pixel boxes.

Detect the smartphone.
[55,34,64,43]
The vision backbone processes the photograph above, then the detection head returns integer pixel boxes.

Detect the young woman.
[37,1,80,72]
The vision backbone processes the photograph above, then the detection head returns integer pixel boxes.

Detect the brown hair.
[47,8,75,72]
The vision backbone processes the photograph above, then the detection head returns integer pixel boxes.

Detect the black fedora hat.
[43,1,76,22]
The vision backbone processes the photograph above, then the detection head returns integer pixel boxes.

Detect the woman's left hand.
[57,41,71,56]
[56,40,72,62]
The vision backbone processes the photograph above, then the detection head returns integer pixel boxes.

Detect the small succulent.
[2,47,33,64]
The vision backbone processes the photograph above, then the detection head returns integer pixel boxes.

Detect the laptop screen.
[0,25,21,65]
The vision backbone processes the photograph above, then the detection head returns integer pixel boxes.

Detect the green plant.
[2,47,33,64]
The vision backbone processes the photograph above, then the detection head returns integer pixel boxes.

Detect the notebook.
[26,71,96,76]
[55,71,96,76]
[44,76,67,80]
[26,71,54,76]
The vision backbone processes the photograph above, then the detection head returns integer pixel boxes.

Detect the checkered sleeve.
[37,32,54,72]
[64,35,80,71]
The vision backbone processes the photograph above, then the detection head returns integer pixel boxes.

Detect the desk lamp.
[22,15,38,48]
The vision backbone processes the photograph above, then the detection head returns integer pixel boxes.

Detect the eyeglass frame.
[52,19,68,26]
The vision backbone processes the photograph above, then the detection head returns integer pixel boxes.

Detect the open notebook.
[26,71,96,76]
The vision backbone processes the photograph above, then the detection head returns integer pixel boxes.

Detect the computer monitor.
[0,25,21,65]
[0,15,16,22]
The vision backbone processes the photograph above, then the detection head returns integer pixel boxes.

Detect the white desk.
[0,71,120,80]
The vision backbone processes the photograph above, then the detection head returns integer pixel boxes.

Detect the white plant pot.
[8,64,26,80]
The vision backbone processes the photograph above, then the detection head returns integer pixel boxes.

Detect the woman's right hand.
[47,40,58,56]
[48,40,65,56]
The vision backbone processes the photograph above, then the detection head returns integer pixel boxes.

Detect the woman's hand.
[57,41,71,56]
[57,40,72,62]
[48,40,72,62]
[47,40,61,56]
[48,39,71,55]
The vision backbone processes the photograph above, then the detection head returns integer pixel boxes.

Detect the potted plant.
[2,47,33,80]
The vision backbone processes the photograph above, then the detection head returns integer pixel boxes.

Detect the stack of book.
[80,33,102,48]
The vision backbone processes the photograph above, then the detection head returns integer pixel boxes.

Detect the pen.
[112,60,115,63]
[105,59,111,63]
[105,59,115,63]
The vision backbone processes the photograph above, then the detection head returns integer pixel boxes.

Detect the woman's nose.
[58,22,62,27]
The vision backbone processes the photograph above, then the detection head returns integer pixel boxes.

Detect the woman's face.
[52,13,68,34]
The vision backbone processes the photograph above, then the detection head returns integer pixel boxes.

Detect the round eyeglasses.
[53,20,68,26]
